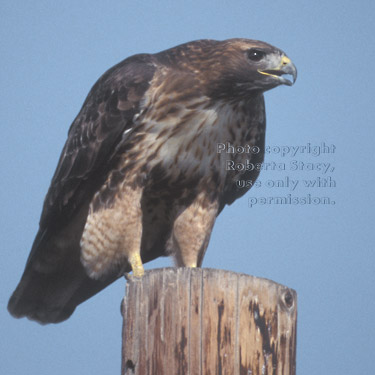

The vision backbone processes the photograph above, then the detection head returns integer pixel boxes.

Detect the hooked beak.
[258,55,297,86]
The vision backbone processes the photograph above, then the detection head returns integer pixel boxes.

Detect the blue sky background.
[1,1,374,374]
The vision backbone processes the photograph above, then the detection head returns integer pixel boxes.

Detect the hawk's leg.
[81,185,144,279]
[171,194,218,268]
[128,252,144,278]
[118,185,145,278]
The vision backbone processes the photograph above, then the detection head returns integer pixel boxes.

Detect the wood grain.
[122,268,297,375]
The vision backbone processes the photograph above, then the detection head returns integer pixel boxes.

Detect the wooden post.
[121,268,297,375]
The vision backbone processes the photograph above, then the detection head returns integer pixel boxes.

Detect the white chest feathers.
[131,98,264,181]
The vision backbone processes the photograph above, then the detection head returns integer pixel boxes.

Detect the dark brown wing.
[41,53,156,228]
[8,53,157,323]
[218,95,266,213]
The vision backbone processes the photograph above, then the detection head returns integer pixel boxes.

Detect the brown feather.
[8,38,296,323]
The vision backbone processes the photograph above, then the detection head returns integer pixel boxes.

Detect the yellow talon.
[128,253,144,278]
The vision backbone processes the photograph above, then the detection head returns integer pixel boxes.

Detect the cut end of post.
[121,268,297,375]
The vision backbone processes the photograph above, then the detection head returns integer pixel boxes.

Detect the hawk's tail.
[8,227,117,324]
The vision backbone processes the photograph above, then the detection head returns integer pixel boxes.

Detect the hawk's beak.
[258,56,297,86]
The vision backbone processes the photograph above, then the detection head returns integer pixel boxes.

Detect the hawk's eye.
[247,49,266,62]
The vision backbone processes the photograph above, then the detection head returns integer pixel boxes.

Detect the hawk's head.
[155,38,297,100]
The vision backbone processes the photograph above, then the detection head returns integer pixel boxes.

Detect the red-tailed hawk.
[8,38,297,323]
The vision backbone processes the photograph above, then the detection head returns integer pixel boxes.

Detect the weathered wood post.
[121,268,297,375]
